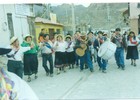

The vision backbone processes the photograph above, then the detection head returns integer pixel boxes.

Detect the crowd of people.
[0,27,140,99]
[3,28,140,80]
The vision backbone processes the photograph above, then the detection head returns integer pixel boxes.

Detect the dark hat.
[43,34,49,38]
[87,32,93,35]
[0,48,11,55]
[43,33,49,39]
[115,28,121,32]
[98,31,103,35]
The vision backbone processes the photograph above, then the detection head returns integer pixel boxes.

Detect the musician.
[73,31,81,67]
[111,28,125,70]
[53,34,68,74]
[21,34,39,82]
[94,31,108,73]
[76,32,94,72]
[87,31,95,61]
[126,31,139,66]
[65,35,75,69]
[39,34,54,77]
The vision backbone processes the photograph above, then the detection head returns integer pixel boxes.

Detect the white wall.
[0,4,32,46]
[0,5,11,47]
[129,3,140,19]
[13,15,29,44]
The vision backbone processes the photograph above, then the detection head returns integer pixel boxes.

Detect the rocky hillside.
[35,3,128,31]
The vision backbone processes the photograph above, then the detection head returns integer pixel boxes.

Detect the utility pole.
[47,3,51,19]
[107,3,111,38]
[65,6,68,24]
[71,3,76,35]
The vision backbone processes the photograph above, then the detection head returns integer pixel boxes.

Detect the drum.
[98,41,117,60]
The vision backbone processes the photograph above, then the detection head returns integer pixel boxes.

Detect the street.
[26,54,140,99]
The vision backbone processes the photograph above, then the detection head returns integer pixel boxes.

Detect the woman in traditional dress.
[65,35,75,69]
[54,34,67,74]
[126,31,139,66]
[21,34,39,82]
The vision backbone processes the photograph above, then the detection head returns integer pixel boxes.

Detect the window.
[7,13,14,38]
[56,29,60,34]
[137,3,140,8]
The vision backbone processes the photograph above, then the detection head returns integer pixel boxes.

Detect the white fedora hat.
[10,36,18,45]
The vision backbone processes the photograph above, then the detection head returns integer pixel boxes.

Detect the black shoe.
[102,70,107,73]
[46,72,49,76]
[118,66,120,69]
[85,65,88,69]
[134,63,136,67]
[72,64,74,69]
[35,75,38,79]
[50,74,53,77]
[90,68,94,72]
[122,67,125,70]
[121,65,125,70]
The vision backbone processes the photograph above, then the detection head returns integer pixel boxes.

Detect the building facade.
[0,4,35,46]
[35,17,64,42]
[129,3,140,35]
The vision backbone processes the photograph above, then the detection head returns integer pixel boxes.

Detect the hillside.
[35,3,128,32]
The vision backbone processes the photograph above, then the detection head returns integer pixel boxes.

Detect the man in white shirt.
[7,36,32,78]
[40,34,54,77]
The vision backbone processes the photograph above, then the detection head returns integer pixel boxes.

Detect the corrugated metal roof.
[35,17,63,26]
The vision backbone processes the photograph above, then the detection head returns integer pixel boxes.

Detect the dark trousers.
[42,53,53,74]
[7,60,23,78]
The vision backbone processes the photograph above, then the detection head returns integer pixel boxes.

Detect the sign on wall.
[15,4,30,16]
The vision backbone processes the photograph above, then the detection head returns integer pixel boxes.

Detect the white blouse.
[54,41,67,52]
[40,40,54,54]
[127,37,139,46]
